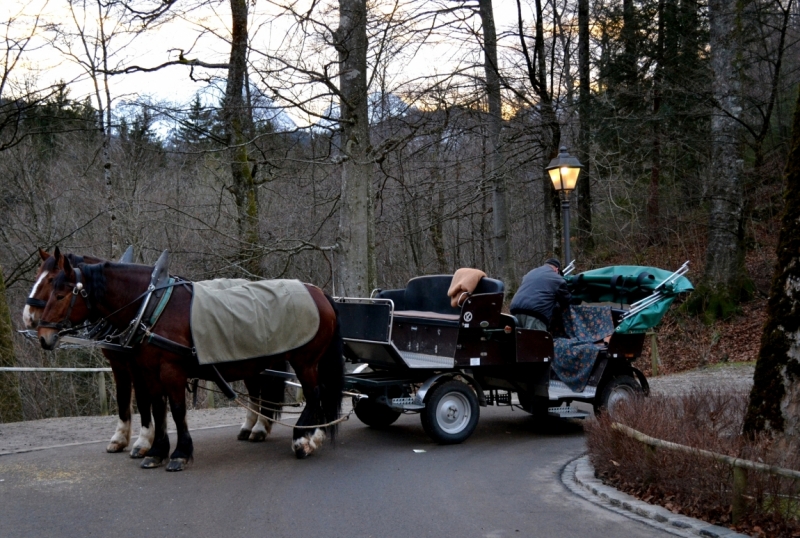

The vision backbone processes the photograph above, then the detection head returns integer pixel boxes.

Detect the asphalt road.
[0,406,676,538]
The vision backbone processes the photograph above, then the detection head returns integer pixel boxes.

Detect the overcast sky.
[4,0,532,127]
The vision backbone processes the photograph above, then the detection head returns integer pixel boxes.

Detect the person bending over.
[510,258,571,331]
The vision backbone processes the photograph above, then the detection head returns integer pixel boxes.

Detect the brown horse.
[26,250,295,451]
[36,251,344,470]
[23,248,154,457]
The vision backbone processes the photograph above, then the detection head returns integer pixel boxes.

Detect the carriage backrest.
[378,275,505,315]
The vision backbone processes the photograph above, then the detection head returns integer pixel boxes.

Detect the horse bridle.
[37,267,91,331]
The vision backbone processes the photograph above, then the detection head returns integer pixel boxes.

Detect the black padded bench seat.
[377,274,505,317]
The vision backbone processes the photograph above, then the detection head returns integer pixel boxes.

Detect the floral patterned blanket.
[552,305,615,392]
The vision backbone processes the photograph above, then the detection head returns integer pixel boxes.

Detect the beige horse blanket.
[191,279,320,365]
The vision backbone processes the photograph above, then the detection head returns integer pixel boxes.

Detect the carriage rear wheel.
[595,375,642,418]
[421,380,480,444]
[354,397,402,428]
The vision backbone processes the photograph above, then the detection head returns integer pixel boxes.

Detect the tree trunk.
[223,0,261,276]
[702,0,749,315]
[478,0,515,291]
[534,0,561,260]
[576,0,593,250]
[743,84,800,444]
[0,265,23,422]
[647,0,665,245]
[335,0,375,296]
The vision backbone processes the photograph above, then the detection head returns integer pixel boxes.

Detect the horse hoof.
[141,456,164,469]
[237,429,251,441]
[106,441,127,453]
[130,446,149,459]
[166,458,187,472]
[293,438,312,459]
[249,431,267,442]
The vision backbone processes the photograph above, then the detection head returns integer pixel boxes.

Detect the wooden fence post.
[732,465,748,524]
[206,381,215,409]
[644,444,658,484]
[97,371,108,416]
[648,331,659,376]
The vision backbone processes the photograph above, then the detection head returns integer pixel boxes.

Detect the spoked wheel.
[421,380,479,444]
[595,375,642,418]
[353,397,402,428]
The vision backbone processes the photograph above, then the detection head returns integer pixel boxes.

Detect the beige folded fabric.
[447,268,487,308]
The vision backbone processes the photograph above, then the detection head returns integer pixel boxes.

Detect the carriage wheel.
[353,397,401,428]
[595,375,642,418]
[421,380,479,444]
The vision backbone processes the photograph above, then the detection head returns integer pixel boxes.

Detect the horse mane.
[54,262,107,305]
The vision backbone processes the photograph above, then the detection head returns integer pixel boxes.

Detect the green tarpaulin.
[565,265,693,334]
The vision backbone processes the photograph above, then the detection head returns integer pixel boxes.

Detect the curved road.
[0,406,676,538]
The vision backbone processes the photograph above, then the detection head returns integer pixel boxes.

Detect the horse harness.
[35,266,91,331]
[41,250,194,357]
[39,251,237,399]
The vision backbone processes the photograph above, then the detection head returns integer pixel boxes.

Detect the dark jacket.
[509,265,572,326]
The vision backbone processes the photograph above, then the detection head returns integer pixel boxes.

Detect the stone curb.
[562,455,752,538]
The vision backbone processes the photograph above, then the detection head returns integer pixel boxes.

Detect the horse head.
[37,252,95,350]
[23,248,98,329]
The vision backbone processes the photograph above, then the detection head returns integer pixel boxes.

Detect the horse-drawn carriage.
[23,248,691,468]
[336,263,692,444]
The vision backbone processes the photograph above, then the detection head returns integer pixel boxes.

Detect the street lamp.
[546,146,583,265]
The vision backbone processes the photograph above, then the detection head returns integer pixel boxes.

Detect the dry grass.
[586,389,800,537]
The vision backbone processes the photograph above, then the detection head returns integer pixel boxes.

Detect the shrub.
[586,388,800,537]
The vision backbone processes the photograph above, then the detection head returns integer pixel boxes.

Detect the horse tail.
[319,294,345,443]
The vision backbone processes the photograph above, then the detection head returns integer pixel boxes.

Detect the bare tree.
[477,0,515,292]
[0,264,23,422]
[702,0,748,316]
[743,84,800,446]
[333,0,376,296]
[576,0,593,250]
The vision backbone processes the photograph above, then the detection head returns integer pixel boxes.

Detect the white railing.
[0,366,112,415]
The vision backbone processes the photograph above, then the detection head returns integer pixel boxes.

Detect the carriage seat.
[378,275,505,326]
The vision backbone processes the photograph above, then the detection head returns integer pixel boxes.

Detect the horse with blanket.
[34,249,344,470]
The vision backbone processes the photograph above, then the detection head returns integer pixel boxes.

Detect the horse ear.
[63,255,73,277]
[39,248,51,261]
[54,246,62,264]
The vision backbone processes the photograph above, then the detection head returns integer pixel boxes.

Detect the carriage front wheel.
[421,380,479,444]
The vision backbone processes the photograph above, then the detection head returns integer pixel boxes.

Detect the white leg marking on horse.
[22,273,47,328]
[241,408,257,432]
[252,419,268,436]
[107,419,131,451]
[309,428,326,450]
[292,428,326,456]
[132,424,154,455]
[292,437,309,454]
[258,412,273,434]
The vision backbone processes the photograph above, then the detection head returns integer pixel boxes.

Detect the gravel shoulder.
[0,362,756,455]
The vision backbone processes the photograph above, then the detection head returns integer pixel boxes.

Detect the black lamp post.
[546,147,583,265]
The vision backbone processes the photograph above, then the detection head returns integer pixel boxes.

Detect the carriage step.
[547,404,591,419]
[389,397,425,411]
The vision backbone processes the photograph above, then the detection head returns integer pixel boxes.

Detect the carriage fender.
[413,373,486,407]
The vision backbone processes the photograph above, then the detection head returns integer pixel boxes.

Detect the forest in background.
[0,0,798,420]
